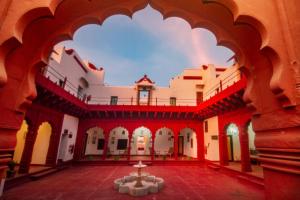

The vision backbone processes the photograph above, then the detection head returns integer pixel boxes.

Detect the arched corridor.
[130,127,152,160]
[154,127,174,160]
[84,127,104,158]
[225,123,240,162]
[0,1,299,199]
[31,122,52,165]
[179,128,198,160]
[106,127,129,160]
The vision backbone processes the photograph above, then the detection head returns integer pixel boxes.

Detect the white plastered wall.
[154,128,174,154]
[85,127,104,155]
[130,127,152,155]
[46,48,240,106]
[204,116,220,161]
[180,128,197,158]
[203,64,240,100]
[107,127,129,155]
[57,114,79,162]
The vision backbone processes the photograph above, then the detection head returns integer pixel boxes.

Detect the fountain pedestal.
[133,161,147,187]
[113,160,164,197]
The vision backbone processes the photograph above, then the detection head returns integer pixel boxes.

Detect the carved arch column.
[126,127,134,161]
[18,121,39,174]
[194,125,205,161]
[171,126,181,161]
[238,124,252,172]
[102,129,110,160]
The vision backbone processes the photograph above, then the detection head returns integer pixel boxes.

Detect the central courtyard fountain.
[114,161,164,196]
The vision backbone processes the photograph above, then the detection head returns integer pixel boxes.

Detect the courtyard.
[2,165,264,200]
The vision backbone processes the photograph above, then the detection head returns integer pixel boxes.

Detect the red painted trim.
[73,56,87,73]
[65,49,74,55]
[197,77,246,111]
[135,74,155,84]
[217,108,252,167]
[216,68,226,72]
[183,76,203,80]
[88,62,97,70]
[36,74,86,108]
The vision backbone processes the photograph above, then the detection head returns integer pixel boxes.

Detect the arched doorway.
[13,120,29,164]
[130,126,152,161]
[84,127,104,160]
[0,1,299,199]
[179,128,197,160]
[154,127,174,160]
[106,127,129,160]
[31,122,52,165]
[226,123,240,162]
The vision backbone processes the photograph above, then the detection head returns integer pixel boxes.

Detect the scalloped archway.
[0,1,299,199]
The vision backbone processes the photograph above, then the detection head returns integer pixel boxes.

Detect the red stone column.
[219,130,229,166]
[46,122,63,166]
[127,132,132,161]
[239,126,252,172]
[151,133,156,161]
[196,126,205,161]
[174,131,179,160]
[74,120,89,161]
[102,131,108,160]
[18,123,39,173]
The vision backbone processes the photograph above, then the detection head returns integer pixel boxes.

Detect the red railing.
[203,69,242,100]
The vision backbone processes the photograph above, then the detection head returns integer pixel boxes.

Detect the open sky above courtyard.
[59,6,234,86]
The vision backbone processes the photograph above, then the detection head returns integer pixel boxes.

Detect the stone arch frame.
[0,1,299,198]
[18,106,64,173]
[131,126,153,156]
[224,122,240,162]
[154,126,175,157]
[178,127,198,159]
[0,0,295,123]
[31,120,53,165]
[107,126,130,156]
[83,126,105,156]
[220,118,252,172]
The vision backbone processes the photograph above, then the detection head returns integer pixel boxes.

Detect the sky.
[59,6,234,86]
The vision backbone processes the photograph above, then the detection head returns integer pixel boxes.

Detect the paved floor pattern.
[2,165,265,200]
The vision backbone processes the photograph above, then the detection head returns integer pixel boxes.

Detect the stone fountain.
[114,161,164,196]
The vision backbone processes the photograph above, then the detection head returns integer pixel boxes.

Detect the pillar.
[173,129,179,160]
[219,129,229,166]
[46,122,63,166]
[102,131,108,160]
[151,132,155,161]
[18,123,39,173]
[127,132,132,161]
[196,127,205,161]
[239,126,252,172]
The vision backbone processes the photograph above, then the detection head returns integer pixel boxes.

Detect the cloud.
[58,6,234,86]
[132,6,214,67]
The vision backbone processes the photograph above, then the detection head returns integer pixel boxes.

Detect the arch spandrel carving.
[0,0,61,45]
[0,0,298,138]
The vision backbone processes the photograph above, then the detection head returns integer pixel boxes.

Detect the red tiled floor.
[2,165,265,200]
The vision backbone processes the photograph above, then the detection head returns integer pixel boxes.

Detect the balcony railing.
[203,69,242,100]
[88,96,196,106]
[42,65,246,107]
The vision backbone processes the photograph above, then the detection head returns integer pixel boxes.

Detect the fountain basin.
[114,175,164,196]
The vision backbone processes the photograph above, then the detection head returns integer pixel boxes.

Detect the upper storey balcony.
[35,63,246,121]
